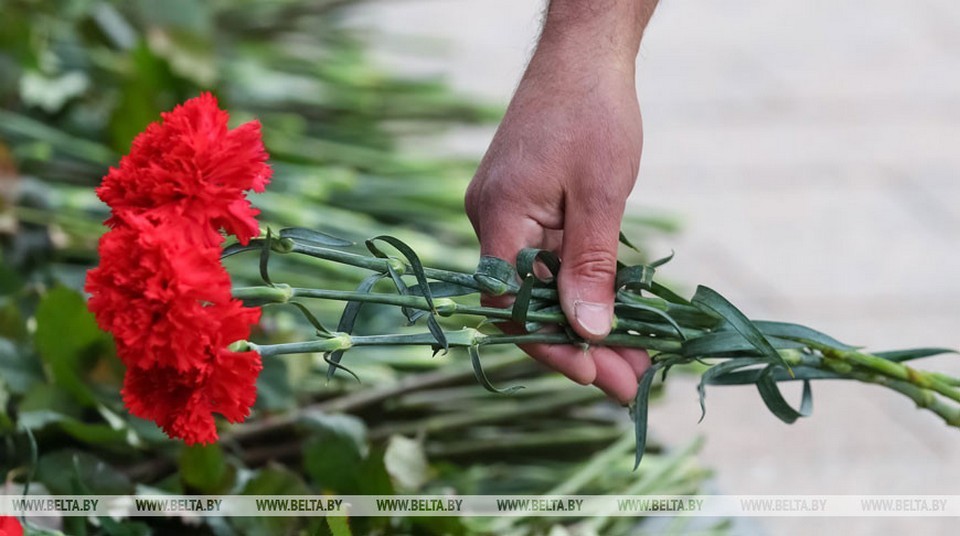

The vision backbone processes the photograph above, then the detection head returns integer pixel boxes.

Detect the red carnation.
[122,348,262,445]
[87,94,267,444]
[0,516,23,536]
[97,92,272,246]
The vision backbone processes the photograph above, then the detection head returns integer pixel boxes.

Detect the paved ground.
[360,1,960,534]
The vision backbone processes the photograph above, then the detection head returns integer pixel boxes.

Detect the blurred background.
[1,0,958,535]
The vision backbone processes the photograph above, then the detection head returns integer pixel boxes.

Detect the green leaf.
[755,366,813,424]
[473,256,517,295]
[301,413,368,493]
[618,231,642,253]
[873,347,958,363]
[691,286,791,372]
[179,444,227,493]
[328,517,353,536]
[221,241,261,259]
[511,275,537,324]
[616,264,656,290]
[408,281,475,298]
[279,227,353,248]
[515,248,560,280]
[35,450,133,495]
[647,281,692,306]
[697,358,765,422]
[383,435,430,492]
[631,362,664,469]
[469,345,523,395]
[259,228,274,286]
[752,321,858,351]
[649,250,675,268]
[615,302,686,340]
[327,273,386,380]
[0,337,44,395]
[34,286,113,406]
[682,331,805,358]
[288,301,332,336]
[367,235,447,351]
[707,366,841,385]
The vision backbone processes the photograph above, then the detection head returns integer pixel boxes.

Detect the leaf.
[367,235,447,351]
[697,358,765,422]
[279,227,353,248]
[259,228,274,286]
[647,282,692,306]
[179,444,227,493]
[288,301,332,336]
[631,362,664,469]
[515,248,560,281]
[35,450,133,495]
[301,413,368,493]
[469,345,523,394]
[682,331,805,358]
[408,281,475,298]
[0,337,44,395]
[752,321,858,351]
[649,250,675,268]
[618,231,642,253]
[616,264,656,290]
[755,366,813,424]
[221,241,261,259]
[34,286,113,406]
[691,286,791,372]
[873,347,958,363]
[327,273,385,380]
[383,435,430,492]
[615,302,686,340]
[473,255,517,295]
[511,275,537,324]
[328,517,353,536]
[707,366,841,385]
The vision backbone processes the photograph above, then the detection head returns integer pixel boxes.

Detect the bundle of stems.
[230,227,960,468]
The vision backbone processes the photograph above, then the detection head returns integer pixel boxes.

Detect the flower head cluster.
[86,93,270,444]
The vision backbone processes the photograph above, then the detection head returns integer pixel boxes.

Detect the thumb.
[558,194,625,341]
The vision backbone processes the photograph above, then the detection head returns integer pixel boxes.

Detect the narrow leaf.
[221,241,262,259]
[697,359,765,422]
[873,347,958,363]
[289,301,332,336]
[632,362,664,470]
[469,345,523,394]
[753,321,858,351]
[615,302,686,340]
[279,227,354,248]
[619,231,642,253]
[692,286,791,373]
[511,275,537,324]
[649,250,675,268]
[682,331,805,358]
[259,228,274,287]
[756,366,810,424]
[326,273,385,380]
[473,256,518,295]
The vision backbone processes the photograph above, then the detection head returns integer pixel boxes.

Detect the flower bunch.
[86,93,270,444]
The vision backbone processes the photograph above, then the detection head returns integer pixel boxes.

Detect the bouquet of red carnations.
[87,94,959,467]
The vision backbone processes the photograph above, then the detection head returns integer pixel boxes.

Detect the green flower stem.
[841,368,960,427]
[825,349,960,404]
[282,241,557,299]
[243,328,684,358]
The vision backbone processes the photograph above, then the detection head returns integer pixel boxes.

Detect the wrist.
[538,0,657,68]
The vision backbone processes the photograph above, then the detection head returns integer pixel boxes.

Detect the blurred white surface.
[360,2,960,534]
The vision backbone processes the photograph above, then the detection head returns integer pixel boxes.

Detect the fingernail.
[574,300,612,338]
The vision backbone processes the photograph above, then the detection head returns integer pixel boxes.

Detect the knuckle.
[565,247,618,283]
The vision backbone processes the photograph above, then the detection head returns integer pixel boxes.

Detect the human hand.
[465,38,650,403]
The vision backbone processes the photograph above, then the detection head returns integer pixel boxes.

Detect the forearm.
[538,0,659,69]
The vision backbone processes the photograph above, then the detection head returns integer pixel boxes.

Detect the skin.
[465,0,660,404]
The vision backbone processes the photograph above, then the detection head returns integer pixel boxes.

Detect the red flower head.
[97,92,272,246]
[87,94,267,444]
[0,516,23,536]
